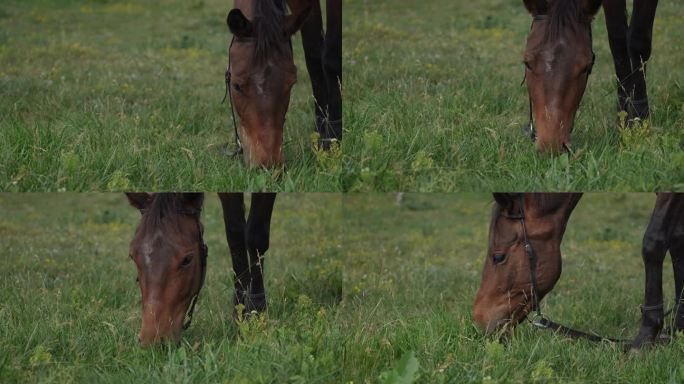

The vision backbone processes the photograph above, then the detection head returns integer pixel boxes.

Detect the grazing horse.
[225,0,342,166]
[522,0,658,153]
[126,192,276,346]
[472,193,684,350]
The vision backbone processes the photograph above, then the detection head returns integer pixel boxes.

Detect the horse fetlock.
[233,288,267,320]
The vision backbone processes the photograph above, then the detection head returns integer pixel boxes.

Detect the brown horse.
[126,193,276,346]
[522,0,658,153]
[225,0,342,166]
[473,193,684,350]
[472,193,581,335]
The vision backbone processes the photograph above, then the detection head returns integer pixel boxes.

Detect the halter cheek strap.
[517,196,541,316]
[224,37,243,157]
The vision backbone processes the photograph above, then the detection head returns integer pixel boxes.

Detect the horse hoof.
[233,290,267,321]
[244,292,267,314]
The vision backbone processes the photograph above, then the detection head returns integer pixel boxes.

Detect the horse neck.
[548,193,582,239]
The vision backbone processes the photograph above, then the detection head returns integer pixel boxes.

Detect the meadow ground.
[3,193,684,383]
[343,193,684,383]
[343,0,684,191]
[0,193,343,382]
[0,0,343,192]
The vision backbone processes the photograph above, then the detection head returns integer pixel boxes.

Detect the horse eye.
[232,83,245,95]
[181,255,193,268]
[523,61,532,70]
[492,252,507,265]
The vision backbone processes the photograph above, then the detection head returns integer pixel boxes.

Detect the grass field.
[3,193,684,383]
[343,0,684,191]
[343,193,684,382]
[0,193,343,382]
[0,0,344,192]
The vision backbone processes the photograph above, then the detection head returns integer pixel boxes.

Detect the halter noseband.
[138,207,208,331]
[522,15,596,141]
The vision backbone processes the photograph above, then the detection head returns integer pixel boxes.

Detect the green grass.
[4,193,684,382]
[343,0,684,191]
[0,193,343,382]
[343,193,684,383]
[0,0,344,191]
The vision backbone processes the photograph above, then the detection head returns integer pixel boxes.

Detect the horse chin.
[240,131,284,168]
[138,331,182,348]
[533,116,574,155]
[535,136,571,155]
[138,310,186,347]
[487,310,529,337]
[474,294,531,339]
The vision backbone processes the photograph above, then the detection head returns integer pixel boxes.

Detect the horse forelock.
[140,194,185,234]
[252,0,289,64]
[546,0,584,42]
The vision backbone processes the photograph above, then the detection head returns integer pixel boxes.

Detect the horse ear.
[284,4,312,36]
[493,193,519,210]
[581,0,602,16]
[126,193,151,211]
[493,193,510,207]
[181,193,205,211]
[227,9,253,38]
[522,0,548,15]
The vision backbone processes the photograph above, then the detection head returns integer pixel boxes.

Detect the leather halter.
[502,195,628,344]
[138,207,208,331]
[522,15,596,141]
[223,33,294,157]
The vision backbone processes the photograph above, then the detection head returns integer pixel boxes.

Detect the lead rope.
[223,37,243,157]
[521,15,545,141]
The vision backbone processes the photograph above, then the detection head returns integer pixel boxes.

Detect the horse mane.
[546,0,583,42]
[252,0,288,64]
[140,194,185,231]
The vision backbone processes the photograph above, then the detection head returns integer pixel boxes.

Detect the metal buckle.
[223,142,244,158]
[529,312,549,329]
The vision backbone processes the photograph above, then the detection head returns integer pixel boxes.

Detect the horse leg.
[297,0,329,144]
[217,193,251,318]
[625,0,658,120]
[322,0,342,148]
[666,195,684,331]
[243,193,277,315]
[632,194,676,349]
[603,0,633,116]
[671,238,684,332]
